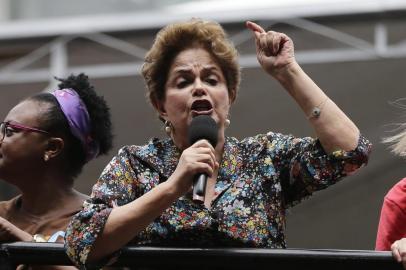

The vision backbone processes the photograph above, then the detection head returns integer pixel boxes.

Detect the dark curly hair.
[27,73,113,178]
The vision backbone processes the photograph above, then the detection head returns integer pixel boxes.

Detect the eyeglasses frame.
[0,121,51,142]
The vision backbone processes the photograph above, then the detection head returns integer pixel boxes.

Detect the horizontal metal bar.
[0,62,143,84]
[0,242,401,269]
[1,44,406,85]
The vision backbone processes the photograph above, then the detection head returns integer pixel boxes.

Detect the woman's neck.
[214,135,226,162]
[16,173,82,216]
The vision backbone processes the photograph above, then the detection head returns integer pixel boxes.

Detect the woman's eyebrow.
[201,66,221,74]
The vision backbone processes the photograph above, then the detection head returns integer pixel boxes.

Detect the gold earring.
[164,121,172,135]
[225,119,231,128]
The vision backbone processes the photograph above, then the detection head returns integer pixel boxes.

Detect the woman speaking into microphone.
[65,19,372,268]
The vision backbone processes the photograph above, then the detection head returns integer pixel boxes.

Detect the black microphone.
[188,115,218,203]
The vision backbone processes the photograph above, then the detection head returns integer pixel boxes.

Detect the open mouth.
[191,99,213,115]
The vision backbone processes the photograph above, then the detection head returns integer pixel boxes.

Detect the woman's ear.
[229,89,236,104]
[44,137,64,160]
[152,99,167,119]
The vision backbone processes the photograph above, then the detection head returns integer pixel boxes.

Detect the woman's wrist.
[272,60,301,87]
[159,179,185,200]
[7,223,34,242]
[19,231,34,242]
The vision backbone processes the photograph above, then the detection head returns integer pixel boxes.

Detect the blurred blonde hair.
[383,98,406,157]
[142,18,240,111]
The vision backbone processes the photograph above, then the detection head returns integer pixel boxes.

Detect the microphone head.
[188,115,218,147]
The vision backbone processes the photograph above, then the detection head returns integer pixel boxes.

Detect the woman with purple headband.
[0,74,113,267]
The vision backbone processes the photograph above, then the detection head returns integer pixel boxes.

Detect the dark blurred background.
[0,0,405,250]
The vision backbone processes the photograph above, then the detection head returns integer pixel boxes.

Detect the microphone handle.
[192,174,207,203]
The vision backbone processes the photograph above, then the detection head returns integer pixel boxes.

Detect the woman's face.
[0,100,50,184]
[158,47,231,147]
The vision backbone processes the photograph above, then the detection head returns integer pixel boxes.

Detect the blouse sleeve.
[64,146,145,268]
[265,132,372,207]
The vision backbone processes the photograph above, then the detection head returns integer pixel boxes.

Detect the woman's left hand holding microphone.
[167,140,219,197]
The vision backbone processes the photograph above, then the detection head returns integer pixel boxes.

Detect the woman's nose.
[192,80,207,96]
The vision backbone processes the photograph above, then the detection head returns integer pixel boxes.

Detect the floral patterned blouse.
[65,132,371,268]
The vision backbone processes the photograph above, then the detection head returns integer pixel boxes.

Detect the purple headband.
[52,88,99,162]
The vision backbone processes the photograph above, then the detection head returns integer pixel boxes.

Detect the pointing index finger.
[246,21,265,34]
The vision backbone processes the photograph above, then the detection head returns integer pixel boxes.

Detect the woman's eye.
[177,79,190,89]
[5,127,16,136]
[206,78,218,86]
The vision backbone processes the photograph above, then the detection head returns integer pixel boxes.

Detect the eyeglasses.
[0,121,50,143]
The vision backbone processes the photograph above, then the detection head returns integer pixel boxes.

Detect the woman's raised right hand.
[168,140,219,196]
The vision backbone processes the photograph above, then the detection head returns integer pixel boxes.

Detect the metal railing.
[0,242,403,269]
